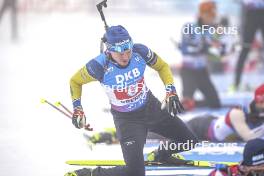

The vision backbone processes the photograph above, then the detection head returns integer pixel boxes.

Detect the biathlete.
[65,25,198,176]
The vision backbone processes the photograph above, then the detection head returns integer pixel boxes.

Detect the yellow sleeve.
[70,66,97,101]
[150,55,174,85]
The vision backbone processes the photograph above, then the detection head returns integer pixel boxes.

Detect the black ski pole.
[96,0,109,53]
[96,0,109,30]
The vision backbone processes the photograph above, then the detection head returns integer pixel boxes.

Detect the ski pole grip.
[96,0,107,11]
[96,0,108,30]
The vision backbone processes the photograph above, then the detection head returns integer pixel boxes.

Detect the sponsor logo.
[127,84,137,96]
[105,66,114,73]
[115,39,130,46]
[124,140,135,146]
[115,68,140,84]
[135,55,140,62]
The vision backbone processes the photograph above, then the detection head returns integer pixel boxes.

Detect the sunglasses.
[107,41,133,53]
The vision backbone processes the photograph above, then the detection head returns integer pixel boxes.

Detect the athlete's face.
[199,2,216,25]
[200,13,216,25]
[110,50,132,67]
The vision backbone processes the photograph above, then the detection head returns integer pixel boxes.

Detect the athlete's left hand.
[161,84,184,117]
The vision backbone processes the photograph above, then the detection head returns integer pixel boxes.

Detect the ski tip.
[65,161,74,165]
[54,101,61,107]
[40,98,47,104]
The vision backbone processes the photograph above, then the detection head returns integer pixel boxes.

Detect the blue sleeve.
[133,43,158,66]
[180,23,207,55]
[85,55,105,82]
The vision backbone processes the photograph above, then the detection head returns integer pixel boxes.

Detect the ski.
[66,159,238,168]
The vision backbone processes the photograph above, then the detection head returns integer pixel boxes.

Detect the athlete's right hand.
[72,107,86,129]
[162,84,185,117]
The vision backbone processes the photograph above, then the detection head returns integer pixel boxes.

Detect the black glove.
[72,107,86,129]
[162,84,184,117]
